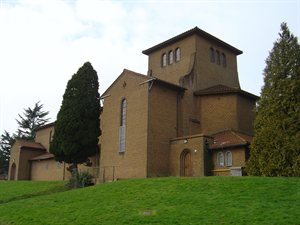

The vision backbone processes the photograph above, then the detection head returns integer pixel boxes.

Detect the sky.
[0,0,299,135]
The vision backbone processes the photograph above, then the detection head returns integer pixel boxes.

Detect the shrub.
[66,171,94,189]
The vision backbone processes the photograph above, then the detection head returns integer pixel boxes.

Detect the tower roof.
[142,26,243,55]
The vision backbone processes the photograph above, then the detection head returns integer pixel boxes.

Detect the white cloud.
[0,0,299,134]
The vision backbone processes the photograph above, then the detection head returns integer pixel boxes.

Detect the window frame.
[168,50,174,65]
[216,50,221,65]
[217,151,224,167]
[161,53,167,67]
[175,47,181,62]
[119,98,127,153]
[226,151,232,167]
[209,47,215,63]
[221,53,226,67]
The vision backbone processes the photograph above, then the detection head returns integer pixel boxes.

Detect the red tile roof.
[30,152,54,161]
[209,130,253,149]
[15,139,45,150]
[194,84,259,100]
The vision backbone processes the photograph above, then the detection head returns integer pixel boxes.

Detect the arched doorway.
[180,149,192,176]
[10,163,16,180]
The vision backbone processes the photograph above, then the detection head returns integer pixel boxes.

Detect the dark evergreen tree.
[50,62,100,182]
[0,102,49,175]
[16,102,50,140]
[247,23,300,176]
[0,131,15,175]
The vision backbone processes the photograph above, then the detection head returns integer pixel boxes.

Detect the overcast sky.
[0,0,299,135]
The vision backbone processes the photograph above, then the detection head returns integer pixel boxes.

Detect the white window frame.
[226,151,232,166]
[217,151,224,167]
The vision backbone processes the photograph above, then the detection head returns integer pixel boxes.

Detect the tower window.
[216,50,220,65]
[209,47,215,63]
[221,53,226,67]
[175,48,181,62]
[168,50,173,64]
[161,53,167,67]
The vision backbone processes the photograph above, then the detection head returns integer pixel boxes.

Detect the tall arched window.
[209,47,215,63]
[175,48,181,62]
[119,99,127,152]
[161,53,167,67]
[216,50,220,65]
[221,53,226,67]
[226,151,232,166]
[168,50,173,64]
[217,152,224,166]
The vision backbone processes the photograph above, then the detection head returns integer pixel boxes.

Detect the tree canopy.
[50,62,100,169]
[16,101,50,140]
[247,23,300,176]
[0,102,49,175]
[0,131,14,175]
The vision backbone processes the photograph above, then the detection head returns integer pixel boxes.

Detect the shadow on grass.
[0,185,68,205]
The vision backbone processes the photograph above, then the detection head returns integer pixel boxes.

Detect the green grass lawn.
[0,177,299,225]
[0,180,65,204]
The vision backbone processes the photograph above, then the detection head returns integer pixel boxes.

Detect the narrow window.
[161,53,167,67]
[217,152,224,166]
[216,50,220,65]
[209,47,215,63]
[175,48,181,62]
[168,50,173,64]
[221,53,226,67]
[119,99,127,152]
[226,151,232,166]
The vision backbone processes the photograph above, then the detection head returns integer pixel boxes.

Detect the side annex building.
[8,27,258,181]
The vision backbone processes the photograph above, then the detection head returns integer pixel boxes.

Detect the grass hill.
[0,177,299,225]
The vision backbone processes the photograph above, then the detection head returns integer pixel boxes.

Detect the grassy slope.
[0,177,299,225]
[0,181,65,204]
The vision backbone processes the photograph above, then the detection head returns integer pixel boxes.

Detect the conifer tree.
[247,23,300,176]
[0,131,14,175]
[50,62,100,182]
[16,102,50,140]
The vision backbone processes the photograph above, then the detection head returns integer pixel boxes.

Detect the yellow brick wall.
[18,149,45,180]
[212,147,246,171]
[8,143,21,180]
[31,159,65,181]
[198,94,238,134]
[195,36,240,89]
[237,95,256,134]
[170,135,212,176]
[35,126,54,151]
[31,155,99,181]
[100,70,149,181]
[147,34,240,91]
[147,84,179,177]
[147,35,196,85]
[179,90,202,136]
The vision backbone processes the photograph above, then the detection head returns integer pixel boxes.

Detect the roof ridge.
[101,69,147,96]
[230,130,248,143]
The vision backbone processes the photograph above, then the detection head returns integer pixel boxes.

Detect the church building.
[8,27,258,181]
